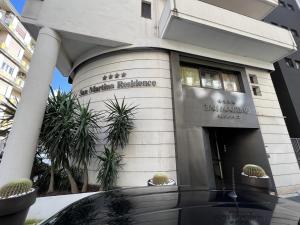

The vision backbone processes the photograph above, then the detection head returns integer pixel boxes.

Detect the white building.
[0,0,299,195]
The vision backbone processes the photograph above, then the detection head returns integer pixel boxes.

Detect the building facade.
[264,1,300,162]
[1,0,300,195]
[0,0,35,162]
[0,0,34,130]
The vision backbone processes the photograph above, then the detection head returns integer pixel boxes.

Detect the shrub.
[242,164,266,178]
[152,173,169,185]
[97,147,122,191]
[0,178,33,198]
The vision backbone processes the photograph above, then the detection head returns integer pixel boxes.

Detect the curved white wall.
[72,50,177,187]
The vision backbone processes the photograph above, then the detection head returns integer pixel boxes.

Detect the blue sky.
[11,0,71,92]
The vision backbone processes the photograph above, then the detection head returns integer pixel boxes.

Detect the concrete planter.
[147,179,176,186]
[240,174,270,193]
[0,189,37,225]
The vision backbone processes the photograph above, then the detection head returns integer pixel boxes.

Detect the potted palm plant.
[0,179,37,225]
[241,164,270,193]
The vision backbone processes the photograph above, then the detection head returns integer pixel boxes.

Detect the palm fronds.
[104,96,136,150]
[97,146,122,191]
[0,97,18,137]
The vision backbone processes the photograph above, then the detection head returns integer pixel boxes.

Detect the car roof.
[41,186,300,225]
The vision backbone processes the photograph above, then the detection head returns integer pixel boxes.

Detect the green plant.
[40,87,79,193]
[25,219,42,225]
[243,164,267,178]
[152,173,169,185]
[0,179,32,198]
[104,96,136,150]
[97,146,122,191]
[73,100,102,192]
[0,97,17,137]
[97,97,137,191]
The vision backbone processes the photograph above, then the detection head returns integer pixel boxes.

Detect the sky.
[11,0,71,92]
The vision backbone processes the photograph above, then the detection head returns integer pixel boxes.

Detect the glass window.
[279,0,286,7]
[1,62,6,70]
[249,74,258,84]
[201,68,222,90]
[287,4,294,10]
[9,68,14,75]
[295,60,300,69]
[181,66,200,86]
[141,1,151,19]
[222,72,241,92]
[252,86,262,96]
[285,58,294,67]
[180,63,242,92]
[291,29,299,37]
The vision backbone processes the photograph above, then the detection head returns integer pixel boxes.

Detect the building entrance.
[207,128,272,190]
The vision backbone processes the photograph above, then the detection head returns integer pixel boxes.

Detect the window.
[141,1,151,19]
[222,72,241,92]
[1,62,6,70]
[249,74,258,84]
[180,64,242,92]
[252,86,262,96]
[285,58,294,67]
[9,68,14,75]
[287,4,294,10]
[291,29,299,37]
[181,66,200,86]
[295,60,300,69]
[201,68,222,90]
[279,0,286,7]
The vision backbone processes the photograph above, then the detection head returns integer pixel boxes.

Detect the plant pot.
[147,179,176,186]
[0,189,37,225]
[240,174,270,193]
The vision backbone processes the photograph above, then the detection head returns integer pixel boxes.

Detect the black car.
[40,186,300,225]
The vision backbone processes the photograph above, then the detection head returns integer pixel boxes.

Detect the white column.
[0,27,61,186]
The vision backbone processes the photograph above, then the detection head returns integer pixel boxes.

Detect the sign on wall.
[79,72,157,97]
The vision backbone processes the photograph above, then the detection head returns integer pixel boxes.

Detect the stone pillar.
[0,27,61,186]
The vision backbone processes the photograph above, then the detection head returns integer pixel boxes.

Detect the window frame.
[252,86,262,96]
[180,62,244,93]
[141,1,152,19]
[291,29,299,37]
[249,74,259,84]
[287,3,295,10]
[279,0,286,7]
[285,58,294,68]
[295,60,300,69]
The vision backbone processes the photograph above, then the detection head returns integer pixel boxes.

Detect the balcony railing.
[0,70,25,90]
[0,42,29,73]
[159,0,297,64]
[0,11,34,57]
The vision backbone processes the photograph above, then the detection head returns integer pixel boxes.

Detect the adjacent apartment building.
[1,0,300,195]
[0,0,34,119]
[264,0,300,161]
[0,0,35,161]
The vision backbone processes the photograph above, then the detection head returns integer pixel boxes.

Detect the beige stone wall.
[73,50,177,187]
[246,67,300,195]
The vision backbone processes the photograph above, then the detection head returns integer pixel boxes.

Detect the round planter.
[147,179,176,186]
[0,189,37,225]
[240,174,270,193]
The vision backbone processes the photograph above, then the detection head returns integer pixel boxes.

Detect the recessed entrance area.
[206,127,273,190]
